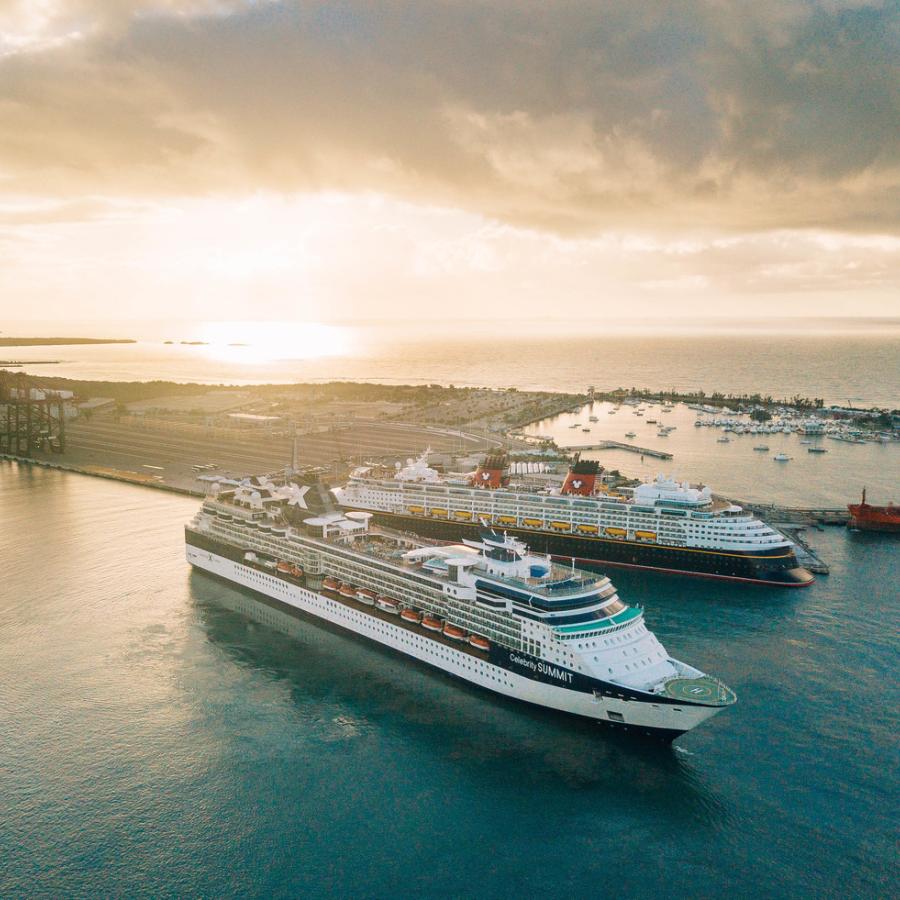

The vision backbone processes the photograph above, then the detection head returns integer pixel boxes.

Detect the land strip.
[0,337,135,346]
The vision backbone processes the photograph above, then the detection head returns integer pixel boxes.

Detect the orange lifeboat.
[468,635,490,651]
[400,608,422,624]
[323,576,340,591]
[421,615,443,632]
[339,583,356,598]
[356,587,377,601]
[376,595,400,614]
[443,622,467,641]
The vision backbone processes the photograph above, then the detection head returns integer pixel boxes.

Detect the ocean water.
[2,463,898,898]
[5,319,900,408]
[528,400,898,507]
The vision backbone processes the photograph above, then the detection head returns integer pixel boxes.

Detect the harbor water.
[2,462,897,898]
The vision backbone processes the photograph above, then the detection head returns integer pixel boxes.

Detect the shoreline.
[0,337,135,347]
[0,454,203,497]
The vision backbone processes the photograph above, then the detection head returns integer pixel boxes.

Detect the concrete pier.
[561,440,673,459]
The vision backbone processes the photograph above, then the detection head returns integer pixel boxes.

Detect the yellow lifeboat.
[605,527,626,538]
[497,515,517,526]
[407,505,425,515]
[429,507,448,518]
[635,530,657,541]
[549,521,571,532]
[576,523,598,535]
[454,510,473,520]
[523,518,543,528]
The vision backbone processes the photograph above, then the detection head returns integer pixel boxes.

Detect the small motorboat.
[400,608,422,624]
[468,635,490,651]
[717,436,730,443]
[625,431,636,438]
[443,622,467,641]
[773,453,792,461]
[800,439,812,445]
[808,447,828,454]
[421,615,443,632]
[753,445,769,451]
[375,595,400,613]
[582,427,590,432]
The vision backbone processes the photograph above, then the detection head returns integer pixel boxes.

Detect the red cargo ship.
[848,489,900,532]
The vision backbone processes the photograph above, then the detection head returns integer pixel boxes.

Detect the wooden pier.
[561,440,673,460]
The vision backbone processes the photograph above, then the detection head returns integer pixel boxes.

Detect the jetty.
[561,440,673,460]
[735,500,850,526]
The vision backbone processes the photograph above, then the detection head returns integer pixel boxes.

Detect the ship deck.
[662,675,735,706]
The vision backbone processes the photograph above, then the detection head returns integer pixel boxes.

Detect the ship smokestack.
[471,452,509,489]
[561,457,602,496]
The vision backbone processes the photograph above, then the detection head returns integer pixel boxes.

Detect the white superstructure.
[185,477,736,740]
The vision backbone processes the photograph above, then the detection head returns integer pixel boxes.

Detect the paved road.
[44,419,496,491]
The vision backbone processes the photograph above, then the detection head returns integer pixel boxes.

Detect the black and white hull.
[186,537,723,741]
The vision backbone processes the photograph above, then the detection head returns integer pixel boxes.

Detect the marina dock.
[735,500,851,526]
[560,440,673,459]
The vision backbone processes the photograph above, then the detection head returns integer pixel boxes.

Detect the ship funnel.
[561,458,602,496]
[470,452,509,489]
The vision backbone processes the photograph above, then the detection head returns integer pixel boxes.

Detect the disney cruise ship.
[333,452,813,587]
[185,476,736,741]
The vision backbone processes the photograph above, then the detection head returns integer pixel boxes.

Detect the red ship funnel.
[471,453,509,489]
[561,458,602,496]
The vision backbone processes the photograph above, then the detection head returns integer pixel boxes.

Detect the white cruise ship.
[185,476,736,741]
[332,452,813,587]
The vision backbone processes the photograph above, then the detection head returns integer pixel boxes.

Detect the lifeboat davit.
[468,635,490,651]
[323,576,340,591]
[376,595,400,614]
[400,608,422,624]
[443,622,467,641]
[339,583,356,597]
[421,615,443,632]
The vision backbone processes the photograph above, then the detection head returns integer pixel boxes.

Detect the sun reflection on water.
[196,321,356,365]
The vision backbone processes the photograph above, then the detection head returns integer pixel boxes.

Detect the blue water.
[2,463,898,897]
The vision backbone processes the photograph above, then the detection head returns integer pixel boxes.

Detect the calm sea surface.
[2,463,898,898]
[6,320,900,408]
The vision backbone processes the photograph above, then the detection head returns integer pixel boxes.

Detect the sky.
[1,0,898,325]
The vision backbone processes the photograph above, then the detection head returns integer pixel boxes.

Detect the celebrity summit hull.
[185,475,736,742]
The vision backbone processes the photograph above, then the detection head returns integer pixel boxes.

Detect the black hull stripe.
[358,511,814,586]
[189,560,687,742]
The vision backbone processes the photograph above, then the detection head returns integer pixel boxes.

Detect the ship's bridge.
[633,475,713,507]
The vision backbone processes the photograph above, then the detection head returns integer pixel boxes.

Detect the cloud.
[0,0,898,237]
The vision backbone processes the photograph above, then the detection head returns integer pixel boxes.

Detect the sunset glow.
[1,2,897,325]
